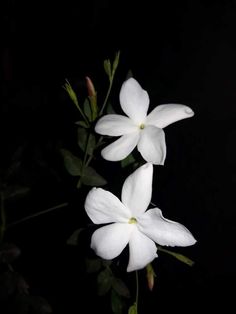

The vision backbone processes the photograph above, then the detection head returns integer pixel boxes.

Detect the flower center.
[139,123,145,129]
[128,217,137,224]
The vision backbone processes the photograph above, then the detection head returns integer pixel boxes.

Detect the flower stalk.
[99,51,120,117]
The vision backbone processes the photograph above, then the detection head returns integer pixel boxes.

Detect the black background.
[1,1,236,313]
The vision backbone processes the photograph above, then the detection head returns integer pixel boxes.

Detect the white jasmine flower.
[85,163,196,272]
[95,78,194,164]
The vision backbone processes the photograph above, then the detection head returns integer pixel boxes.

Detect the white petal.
[138,208,197,247]
[101,132,140,161]
[85,188,131,224]
[121,163,153,217]
[91,223,134,260]
[95,114,138,136]
[146,104,194,129]
[137,126,166,165]
[119,78,149,124]
[127,226,157,272]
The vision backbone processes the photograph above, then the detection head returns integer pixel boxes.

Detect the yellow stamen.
[140,123,145,129]
[128,217,137,224]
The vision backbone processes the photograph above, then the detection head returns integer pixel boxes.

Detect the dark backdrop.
[1,1,236,313]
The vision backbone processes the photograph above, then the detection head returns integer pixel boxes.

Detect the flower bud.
[85,76,97,121]
[85,76,96,97]
[146,263,156,291]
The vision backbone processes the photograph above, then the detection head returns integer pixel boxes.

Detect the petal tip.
[183,233,197,247]
[190,237,197,246]
[185,107,194,116]
[101,149,120,162]
[143,162,153,170]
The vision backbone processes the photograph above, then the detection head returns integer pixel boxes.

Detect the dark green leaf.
[157,246,195,266]
[77,127,88,153]
[83,98,92,121]
[102,260,112,267]
[106,102,116,114]
[82,166,107,186]
[76,178,82,189]
[85,258,102,273]
[128,303,137,314]
[63,79,79,106]
[112,51,120,75]
[104,59,112,80]
[121,154,136,168]
[112,278,130,298]
[60,149,82,176]
[111,289,124,314]
[75,120,89,128]
[97,268,112,296]
[67,228,84,245]
[87,134,96,156]
[77,128,96,156]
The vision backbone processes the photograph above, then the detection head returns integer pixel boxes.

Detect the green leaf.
[111,289,124,314]
[104,59,112,80]
[102,260,112,267]
[77,128,96,156]
[77,127,88,153]
[63,79,79,106]
[97,268,112,296]
[112,51,120,76]
[75,120,89,128]
[157,246,195,266]
[81,166,107,186]
[76,178,82,189]
[63,79,89,125]
[67,228,84,245]
[106,102,116,114]
[83,98,92,121]
[85,258,102,273]
[112,278,130,298]
[128,303,137,314]
[89,95,98,121]
[87,134,96,156]
[121,154,136,168]
[60,149,82,176]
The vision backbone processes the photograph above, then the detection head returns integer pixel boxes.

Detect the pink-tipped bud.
[85,76,96,97]
[147,272,154,291]
[146,263,156,291]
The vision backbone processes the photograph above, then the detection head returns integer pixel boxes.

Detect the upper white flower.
[95,78,194,164]
[85,163,196,272]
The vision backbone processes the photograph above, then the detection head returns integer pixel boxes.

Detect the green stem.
[85,135,103,168]
[63,81,90,126]
[135,270,139,312]
[0,192,6,242]
[77,132,93,188]
[77,135,103,187]
[82,133,92,170]
[99,78,114,117]
[74,100,90,126]
[7,202,68,228]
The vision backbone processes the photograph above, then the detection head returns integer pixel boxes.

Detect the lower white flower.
[85,163,196,272]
